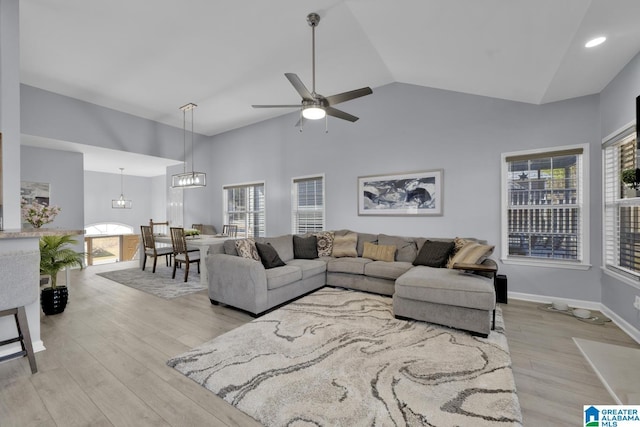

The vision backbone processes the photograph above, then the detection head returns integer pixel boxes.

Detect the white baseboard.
[599,304,640,345]
[509,291,640,344]
[0,340,45,361]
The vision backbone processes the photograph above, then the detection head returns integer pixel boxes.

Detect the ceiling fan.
[252,12,373,125]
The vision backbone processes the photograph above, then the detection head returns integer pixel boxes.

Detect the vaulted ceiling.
[20,0,640,137]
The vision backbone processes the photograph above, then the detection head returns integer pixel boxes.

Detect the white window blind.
[292,175,324,233]
[223,182,265,238]
[603,128,640,278]
[502,145,588,267]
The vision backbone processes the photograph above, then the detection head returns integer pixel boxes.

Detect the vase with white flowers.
[21,199,61,228]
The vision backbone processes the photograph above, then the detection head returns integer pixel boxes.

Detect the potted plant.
[39,235,84,315]
[621,168,640,198]
[184,228,201,238]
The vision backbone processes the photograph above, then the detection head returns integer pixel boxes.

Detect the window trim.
[222,180,266,238]
[500,143,591,270]
[602,120,639,282]
[291,173,325,234]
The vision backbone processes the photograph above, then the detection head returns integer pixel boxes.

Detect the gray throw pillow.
[255,242,286,269]
[413,240,455,268]
[293,235,318,259]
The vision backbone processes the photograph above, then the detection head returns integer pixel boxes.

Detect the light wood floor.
[1,261,638,426]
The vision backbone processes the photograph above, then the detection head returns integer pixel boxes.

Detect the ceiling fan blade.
[325,87,373,106]
[285,73,313,100]
[325,106,359,122]
[252,104,300,108]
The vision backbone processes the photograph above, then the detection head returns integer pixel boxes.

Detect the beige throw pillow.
[331,232,358,258]
[447,240,494,268]
[235,238,260,261]
[362,241,397,262]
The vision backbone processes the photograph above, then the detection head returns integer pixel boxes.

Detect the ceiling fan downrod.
[307,13,320,96]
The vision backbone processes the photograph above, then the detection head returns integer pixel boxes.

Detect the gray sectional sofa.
[206,230,497,336]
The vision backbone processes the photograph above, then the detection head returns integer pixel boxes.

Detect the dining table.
[153,234,236,287]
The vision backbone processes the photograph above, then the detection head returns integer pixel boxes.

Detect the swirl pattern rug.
[168,288,522,426]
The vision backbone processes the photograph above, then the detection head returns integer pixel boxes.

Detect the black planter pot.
[41,286,69,315]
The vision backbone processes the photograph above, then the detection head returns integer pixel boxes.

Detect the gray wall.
[84,170,166,232]
[206,82,603,302]
[20,145,85,258]
[20,145,84,231]
[20,84,208,162]
[600,51,640,332]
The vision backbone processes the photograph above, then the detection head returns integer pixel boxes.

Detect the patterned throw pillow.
[446,238,494,268]
[314,231,335,257]
[331,232,358,258]
[235,238,260,261]
[362,242,397,262]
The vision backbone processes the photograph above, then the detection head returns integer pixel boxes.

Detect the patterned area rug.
[97,265,205,299]
[168,287,522,426]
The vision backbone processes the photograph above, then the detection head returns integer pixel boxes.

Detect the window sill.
[601,267,640,291]
[500,258,591,270]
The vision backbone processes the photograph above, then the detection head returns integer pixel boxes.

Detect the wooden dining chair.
[222,224,238,237]
[140,225,173,272]
[170,227,200,282]
[191,224,203,233]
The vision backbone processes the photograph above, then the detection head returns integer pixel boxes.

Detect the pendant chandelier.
[112,168,133,209]
[171,102,206,188]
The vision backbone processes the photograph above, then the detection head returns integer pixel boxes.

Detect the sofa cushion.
[362,242,396,262]
[327,257,372,275]
[413,240,455,268]
[356,232,378,256]
[257,234,294,262]
[364,261,413,280]
[286,259,327,279]
[314,231,335,257]
[331,232,358,258]
[293,235,318,259]
[255,242,286,269]
[235,239,260,261]
[447,239,494,268]
[265,265,303,290]
[223,239,238,256]
[415,237,454,252]
[395,266,495,310]
[378,234,417,262]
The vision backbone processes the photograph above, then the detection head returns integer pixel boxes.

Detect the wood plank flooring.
[0,261,638,426]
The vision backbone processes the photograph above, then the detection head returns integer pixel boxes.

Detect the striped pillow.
[447,240,494,268]
[362,241,397,262]
[331,232,358,258]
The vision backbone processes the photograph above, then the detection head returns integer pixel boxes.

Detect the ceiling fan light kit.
[171,103,207,189]
[252,12,372,129]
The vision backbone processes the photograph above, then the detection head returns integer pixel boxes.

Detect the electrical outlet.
[634,296,640,311]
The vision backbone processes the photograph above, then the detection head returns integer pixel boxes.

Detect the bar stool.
[0,250,39,374]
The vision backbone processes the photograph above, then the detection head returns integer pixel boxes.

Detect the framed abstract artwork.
[358,169,443,216]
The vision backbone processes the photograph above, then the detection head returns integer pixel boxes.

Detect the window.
[292,175,325,233]
[603,124,640,280]
[501,144,589,269]
[223,182,265,238]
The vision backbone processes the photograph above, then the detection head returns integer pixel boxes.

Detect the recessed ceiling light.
[585,36,606,48]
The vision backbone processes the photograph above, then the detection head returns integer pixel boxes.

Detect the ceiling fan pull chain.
[299,110,304,133]
[325,114,328,133]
